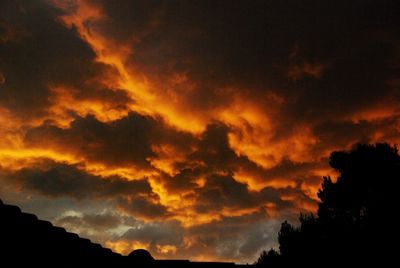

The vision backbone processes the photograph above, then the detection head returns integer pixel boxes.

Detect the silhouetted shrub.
[255,249,280,267]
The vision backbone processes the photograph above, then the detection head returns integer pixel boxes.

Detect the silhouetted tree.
[256,143,398,267]
[255,249,280,267]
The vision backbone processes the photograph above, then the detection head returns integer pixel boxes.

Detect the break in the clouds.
[1,0,399,263]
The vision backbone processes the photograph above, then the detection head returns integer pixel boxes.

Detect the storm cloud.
[1,0,399,263]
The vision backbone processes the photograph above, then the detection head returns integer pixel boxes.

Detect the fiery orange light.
[105,240,150,256]
[233,171,268,191]
[349,105,400,123]
[0,148,80,169]
[53,0,207,135]
[156,244,178,255]
[147,144,189,177]
[48,86,131,126]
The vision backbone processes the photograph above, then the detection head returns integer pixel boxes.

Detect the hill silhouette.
[0,198,251,267]
[256,143,397,267]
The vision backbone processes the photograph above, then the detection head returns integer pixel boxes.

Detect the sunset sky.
[0,0,399,263]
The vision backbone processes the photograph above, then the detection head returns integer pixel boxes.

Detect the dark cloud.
[313,120,376,149]
[162,168,201,192]
[92,0,278,88]
[24,112,195,169]
[1,160,174,221]
[164,123,240,192]
[5,161,151,199]
[0,0,90,119]
[89,0,400,120]
[189,209,267,237]
[159,122,316,215]
[0,0,131,122]
[186,210,281,261]
[261,159,320,181]
[235,219,282,261]
[121,220,184,246]
[194,173,254,213]
[168,123,266,189]
[118,196,169,219]
[190,123,238,169]
[56,213,121,231]
[82,214,121,229]
[194,173,313,214]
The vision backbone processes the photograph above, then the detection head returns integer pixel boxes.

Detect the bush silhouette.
[127,249,155,265]
[256,143,398,267]
[255,249,280,267]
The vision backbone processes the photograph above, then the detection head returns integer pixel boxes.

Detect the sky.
[0,0,399,263]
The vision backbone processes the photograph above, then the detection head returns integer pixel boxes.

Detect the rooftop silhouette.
[0,198,251,267]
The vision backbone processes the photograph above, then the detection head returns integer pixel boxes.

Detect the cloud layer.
[1,0,399,263]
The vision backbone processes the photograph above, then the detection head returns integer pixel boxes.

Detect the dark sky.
[0,0,399,262]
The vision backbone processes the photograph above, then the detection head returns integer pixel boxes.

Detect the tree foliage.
[256,143,398,267]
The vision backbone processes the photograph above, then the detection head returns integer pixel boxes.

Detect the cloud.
[1,0,400,262]
[235,220,281,262]
[4,161,152,199]
[121,220,184,246]
[118,196,170,220]
[0,0,132,125]
[185,209,282,262]
[56,213,121,231]
[0,0,94,120]
[24,113,195,169]
[193,173,254,213]
[112,211,281,262]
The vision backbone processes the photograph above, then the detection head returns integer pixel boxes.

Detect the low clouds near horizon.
[1,0,399,262]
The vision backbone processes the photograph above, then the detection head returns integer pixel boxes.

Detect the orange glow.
[349,105,400,123]
[48,86,130,126]
[233,171,267,191]
[148,178,181,209]
[148,144,189,177]
[265,202,279,218]
[105,240,150,256]
[214,95,321,171]
[84,163,155,181]
[0,148,79,169]
[156,244,178,255]
[53,0,207,134]
[172,208,223,228]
